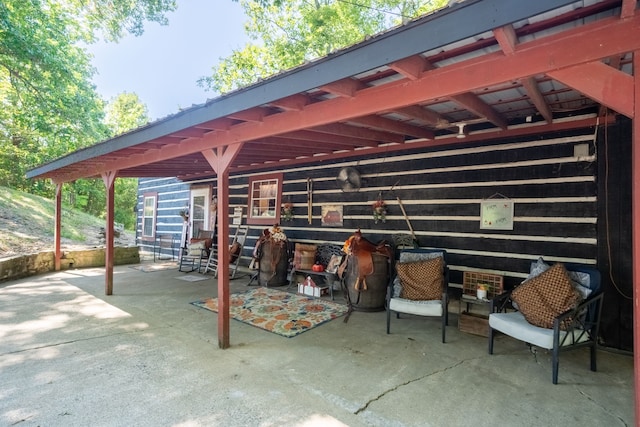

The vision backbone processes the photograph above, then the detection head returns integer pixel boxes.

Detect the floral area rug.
[190,287,348,338]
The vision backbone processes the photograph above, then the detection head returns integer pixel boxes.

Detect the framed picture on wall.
[480,199,514,230]
[321,204,343,227]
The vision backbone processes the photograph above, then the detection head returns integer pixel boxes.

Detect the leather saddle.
[342,230,391,291]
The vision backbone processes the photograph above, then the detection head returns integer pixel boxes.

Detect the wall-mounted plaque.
[480,199,514,230]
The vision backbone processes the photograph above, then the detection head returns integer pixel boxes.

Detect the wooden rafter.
[269,94,310,111]
[309,123,403,144]
[347,115,434,139]
[388,55,429,80]
[320,78,366,98]
[227,108,267,122]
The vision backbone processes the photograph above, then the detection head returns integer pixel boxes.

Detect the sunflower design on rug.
[191,287,348,338]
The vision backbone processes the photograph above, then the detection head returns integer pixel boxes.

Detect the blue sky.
[86,1,249,120]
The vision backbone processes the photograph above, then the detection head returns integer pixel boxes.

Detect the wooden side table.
[458,271,503,337]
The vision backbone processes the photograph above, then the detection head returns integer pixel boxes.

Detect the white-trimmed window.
[142,192,157,239]
[247,173,282,226]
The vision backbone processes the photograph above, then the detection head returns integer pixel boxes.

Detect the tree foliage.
[201,0,448,93]
[105,92,150,230]
[0,1,174,228]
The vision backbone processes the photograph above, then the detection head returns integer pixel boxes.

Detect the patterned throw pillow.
[294,243,317,269]
[187,240,206,257]
[397,257,443,301]
[511,263,581,329]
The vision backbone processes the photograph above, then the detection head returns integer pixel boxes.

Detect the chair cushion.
[189,238,212,250]
[389,298,443,316]
[489,311,591,349]
[187,240,206,256]
[511,263,581,329]
[396,257,443,301]
[294,243,317,269]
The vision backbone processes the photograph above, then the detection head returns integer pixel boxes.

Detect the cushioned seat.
[488,260,604,384]
[489,311,591,349]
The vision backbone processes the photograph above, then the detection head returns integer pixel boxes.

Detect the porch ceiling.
[27,0,639,183]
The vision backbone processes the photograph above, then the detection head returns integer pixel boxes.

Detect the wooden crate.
[462,271,504,300]
[459,311,490,337]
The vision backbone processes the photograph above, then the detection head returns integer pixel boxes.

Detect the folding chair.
[154,233,176,261]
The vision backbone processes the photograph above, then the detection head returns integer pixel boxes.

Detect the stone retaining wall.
[0,246,140,283]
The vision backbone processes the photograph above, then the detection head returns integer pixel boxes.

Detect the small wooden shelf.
[462,271,504,300]
[459,271,504,337]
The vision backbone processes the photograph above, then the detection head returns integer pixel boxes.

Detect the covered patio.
[24,0,640,420]
[0,265,633,425]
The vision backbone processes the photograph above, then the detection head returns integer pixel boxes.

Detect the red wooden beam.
[548,61,634,118]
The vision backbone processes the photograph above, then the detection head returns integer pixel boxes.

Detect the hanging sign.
[480,195,514,230]
[232,207,243,225]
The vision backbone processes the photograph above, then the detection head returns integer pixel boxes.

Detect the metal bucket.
[259,241,289,286]
[345,253,389,312]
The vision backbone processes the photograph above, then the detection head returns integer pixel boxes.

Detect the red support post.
[54,182,62,271]
[633,50,640,424]
[102,171,117,296]
[201,144,243,349]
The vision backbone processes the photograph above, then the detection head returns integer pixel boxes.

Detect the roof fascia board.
[27,0,576,179]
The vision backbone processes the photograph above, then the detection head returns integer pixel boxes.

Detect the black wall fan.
[336,167,361,192]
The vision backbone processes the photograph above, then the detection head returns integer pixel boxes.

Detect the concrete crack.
[1,328,157,356]
[354,360,466,414]
[576,388,628,426]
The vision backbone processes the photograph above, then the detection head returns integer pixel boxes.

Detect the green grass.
[0,186,108,244]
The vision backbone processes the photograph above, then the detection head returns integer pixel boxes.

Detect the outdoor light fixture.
[456,123,467,139]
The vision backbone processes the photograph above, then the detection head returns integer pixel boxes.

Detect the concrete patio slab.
[0,264,634,426]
